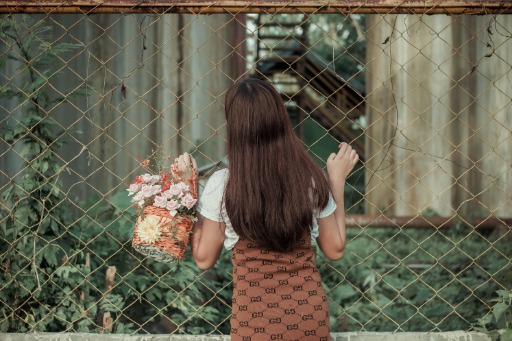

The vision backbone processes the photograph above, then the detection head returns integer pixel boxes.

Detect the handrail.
[299,91,365,160]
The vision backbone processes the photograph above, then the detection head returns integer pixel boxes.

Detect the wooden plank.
[1,1,512,14]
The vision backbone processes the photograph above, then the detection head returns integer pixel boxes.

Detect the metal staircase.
[253,13,365,160]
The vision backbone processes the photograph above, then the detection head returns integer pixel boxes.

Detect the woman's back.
[189,77,359,341]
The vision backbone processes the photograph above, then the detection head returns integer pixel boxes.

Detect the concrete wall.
[0,332,492,341]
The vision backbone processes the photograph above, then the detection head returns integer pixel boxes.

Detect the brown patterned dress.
[230,235,331,341]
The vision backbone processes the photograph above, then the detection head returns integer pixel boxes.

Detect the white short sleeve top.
[196,169,337,250]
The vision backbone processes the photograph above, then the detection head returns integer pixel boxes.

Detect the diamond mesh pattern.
[0,2,511,335]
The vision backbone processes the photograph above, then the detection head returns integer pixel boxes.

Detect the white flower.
[181,193,197,209]
[150,175,161,184]
[137,200,145,208]
[137,215,162,244]
[132,192,144,203]
[153,195,167,208]
[141,173,153,183]
[140,184,154,198]
[127,183,142,196]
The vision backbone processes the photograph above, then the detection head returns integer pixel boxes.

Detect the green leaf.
[497,290,512,301]
[492,302,509,322]
[110,190,134,214]
[0,318,9,332]
[54,307,68,322]
[330,284,358,301]
[42,244,60,267]
[473,326,488,333]
[54,265,77,279]
[86,301,98,317]
[14,206,30,227]
[40,216,51,230]
[100,294,124,313]
[41,161,49,173]
[76,318,93,332]
[52,186,60,197]
[28,208,38,222]
[502,330,512,341]
[22,277,37,292]
[20,143,33,158]
[421,303,452,317]
[0,85,18,100]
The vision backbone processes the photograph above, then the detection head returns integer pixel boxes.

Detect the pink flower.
[181,193,197,209]
[177,182,189,193]
[150,184,162,196]
[166,199,180,211]
[153,195,167,208]
[140,184,153,198]
[168,184,183,197]
[162,189,173,200]
[166,199,180,217]
[127,183,141,196]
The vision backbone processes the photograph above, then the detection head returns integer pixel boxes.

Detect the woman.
[178,78,358,340]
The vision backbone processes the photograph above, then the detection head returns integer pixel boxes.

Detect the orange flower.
[140,159,150,168]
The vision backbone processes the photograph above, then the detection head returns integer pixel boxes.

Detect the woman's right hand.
[326,142,359,188]
[172,152,198,181]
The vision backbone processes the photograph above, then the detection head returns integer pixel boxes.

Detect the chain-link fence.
[1,1,511,335]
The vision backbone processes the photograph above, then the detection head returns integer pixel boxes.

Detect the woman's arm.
[316,142,358,260]
[190,216,225,270]
[175,153,225,270]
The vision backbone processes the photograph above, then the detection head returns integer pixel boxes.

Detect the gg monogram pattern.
[230,236,330,341]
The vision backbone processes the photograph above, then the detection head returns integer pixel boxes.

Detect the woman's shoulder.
[211,168,228,177]
[208,168,228,183]
[202,168,228,191]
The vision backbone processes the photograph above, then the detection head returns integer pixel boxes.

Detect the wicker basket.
[132,171,197,263]
[132,206,194,262]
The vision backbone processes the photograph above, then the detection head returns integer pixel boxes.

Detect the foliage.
[70,192,227,334]
[0,15,226,334]
[0,14,96,332]
[475,289,512,341]
[318,225,511,332]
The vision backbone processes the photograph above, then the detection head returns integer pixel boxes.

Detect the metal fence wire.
[0,1,511,335]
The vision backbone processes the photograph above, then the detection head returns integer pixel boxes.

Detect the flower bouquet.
[128,157,197,263]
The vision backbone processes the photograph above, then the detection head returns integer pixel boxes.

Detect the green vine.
[0,14,95,332]
[475,290,512,341]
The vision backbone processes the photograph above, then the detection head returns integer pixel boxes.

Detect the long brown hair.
[224,78,330,252]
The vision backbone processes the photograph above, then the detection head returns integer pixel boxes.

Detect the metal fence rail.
[2,0,512,14]
[0,0,511,335]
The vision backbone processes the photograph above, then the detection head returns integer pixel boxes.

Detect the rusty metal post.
[1,1,512,14]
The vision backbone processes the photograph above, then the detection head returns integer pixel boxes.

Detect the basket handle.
[171,163,198,199]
